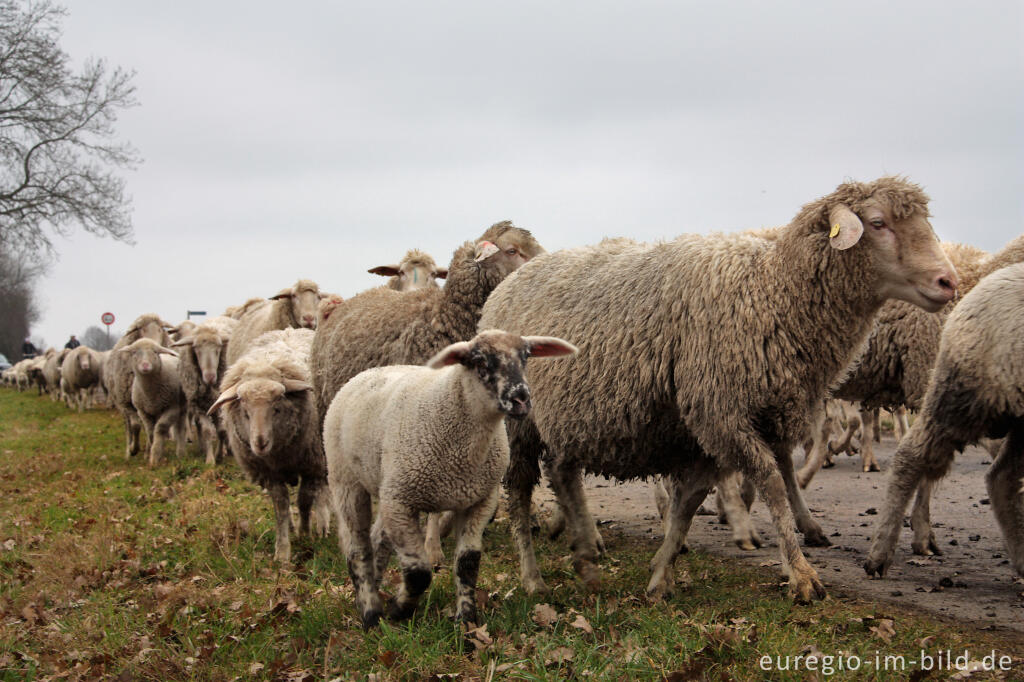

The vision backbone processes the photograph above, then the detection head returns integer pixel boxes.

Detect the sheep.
[105,315,175,458]
[368,248,448,291]
[171,315,239,465]
[223,296,268,320]
[167,320,198,343]
[225,279,324,365]
[26,354,48,395]
[865,263,1024,579]
[325,330,577,628]
[61,346,104,412]
[42,348,66,401]
[479,177,958,603]
[310,221,544,428]
[794,235,1024,495]
[207,328,328,564]
[117,338,186,466]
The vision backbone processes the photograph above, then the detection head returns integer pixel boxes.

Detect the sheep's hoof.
[385,598,417,622]
[736,535,762,551]
[788,571,827,604]
[867,463,881,472]
[802,529,831,547]
[360,609,383,630]
[595,532,607,556]
[676,543,690,557]
[573,558,602,592]
[521,575,549,595]
[911,535,942,557]
[822,459,835,469]
[645,574,674,602]
[863,554,891,578]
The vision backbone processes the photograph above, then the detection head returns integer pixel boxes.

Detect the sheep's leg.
[796,407,834,488]
[543,462,606,554]
[716,471,762,550]
[726,431,826,602]
[173,409,186,459]
[266,481,292,563]
[200,415,220,465]
[646,464,716,601]
[378,500,431,622]
[985,426,1024,577]
[777,449,830,546]
[859,408,880,472]
[76,389,86,413]
[545,458,602,591]
[865,419,953,577]
[312,485,332,538]
[909,479,941,556]
[424,513,446,567]
[452,488,499,623]
[140,413,160,466]
[895,406,910,440]
[653,478,669,530]
[296,473,324,537]
[335,478,381,628]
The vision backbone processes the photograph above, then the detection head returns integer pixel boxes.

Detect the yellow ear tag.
[829,223,841,239]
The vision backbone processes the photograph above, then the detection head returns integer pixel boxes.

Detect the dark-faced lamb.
[480,177,958,603]
[324,330,577,628]
[208,328,327,564]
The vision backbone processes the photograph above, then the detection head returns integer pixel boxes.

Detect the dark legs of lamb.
[451,488,499,623]
[336,480,383,629]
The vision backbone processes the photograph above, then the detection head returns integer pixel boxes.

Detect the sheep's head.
[125,314,174,346]
[167,321,197,342]
[804,177,958,313]
[472,221,545,280]
[270,279,322,330]
[173,328,228,386]
[427,330,577,418]
[76,349,92,372]
[369,249,448,292]
[207,376,312,457]
[121,338,177,377]
[316,295,346,326]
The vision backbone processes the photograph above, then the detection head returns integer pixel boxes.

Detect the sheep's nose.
[302,315,315,327]
[935,271,958,300]
[254,435,269,453]
[507,386,531,416]
[202,371,217,385]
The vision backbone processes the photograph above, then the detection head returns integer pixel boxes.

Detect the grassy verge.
[0,388,1021,681]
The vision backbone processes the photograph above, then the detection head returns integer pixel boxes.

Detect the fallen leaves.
[532,603,559,628]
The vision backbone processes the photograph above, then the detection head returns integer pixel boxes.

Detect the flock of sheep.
[3,176,1022,630]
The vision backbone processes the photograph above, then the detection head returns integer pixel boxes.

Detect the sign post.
[101,312,115,345]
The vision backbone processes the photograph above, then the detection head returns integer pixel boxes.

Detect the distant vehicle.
[0,353,10,371]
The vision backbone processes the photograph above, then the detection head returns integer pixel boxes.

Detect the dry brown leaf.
[916,635,936,648]
[249,662,265,674]
[378,650,399,668]
[544,646,575,666]
[532,603,559,628]
[570,614,593,635]
[465,622,493,651]
[868,618,896,643]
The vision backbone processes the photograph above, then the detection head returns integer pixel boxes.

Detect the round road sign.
[101,312,115,326]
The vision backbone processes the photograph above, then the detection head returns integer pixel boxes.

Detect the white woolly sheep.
[367,249,448,292]
[208,328,328,564]
[480,177,958,603]
[106,314,174,458]
[119,338,186,466]
[865,262,1024,579]
[172,315,239,465]
[225,279,324,365]
[325,330,577,628]
[61,346,104,412]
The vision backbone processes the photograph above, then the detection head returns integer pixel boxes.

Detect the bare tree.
[0,241,45,359]
[0,0,139,252]
[81,324,116,350]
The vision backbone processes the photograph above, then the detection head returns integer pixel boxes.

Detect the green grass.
[0,387,1021,680]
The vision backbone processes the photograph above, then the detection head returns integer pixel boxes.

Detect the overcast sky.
[30,1,1024,346]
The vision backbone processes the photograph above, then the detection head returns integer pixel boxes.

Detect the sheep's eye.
[870,218,885,229]
[506,248,517,255]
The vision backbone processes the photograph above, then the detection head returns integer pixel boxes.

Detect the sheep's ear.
[282,378,312,393]
[828,204,864,250]
[434,268,448,280]
[426,341,473,368]
[124,325,139,336]
[159,319,175,329]
[368,265,401,277]
[165,325,181,335]
[157,346,179,357]
[523,336,579,359]
[207,385,239,414]
[170,337,195,348]
[474,241,500,262]
[269,287,293,300]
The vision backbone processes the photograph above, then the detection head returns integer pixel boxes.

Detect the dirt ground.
[532,436,1024,633]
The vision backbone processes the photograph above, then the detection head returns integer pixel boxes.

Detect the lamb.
[61,346,104,412]
[325,330,577,628]
[105,314,174,458]
[225,279,324,365]
[865,263,1024,579]
[368,249,448,291]
[118,338,186,466]
[310,221,544,428]
[26,354,49,395]
[479,177,958,602]
[172,315,239,465]
[208,328,328,564]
